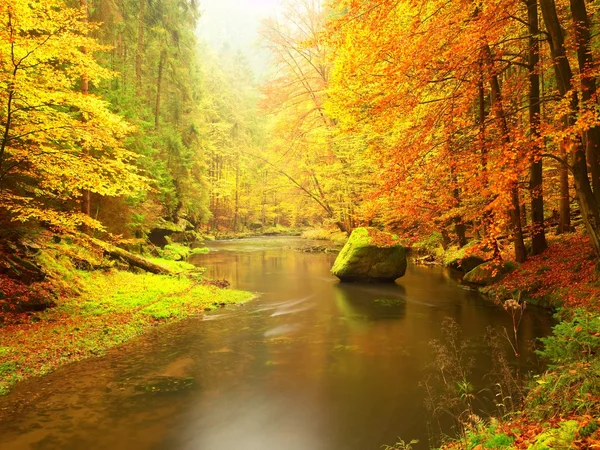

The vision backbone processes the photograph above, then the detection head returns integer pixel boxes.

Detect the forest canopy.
[2,0,600,263]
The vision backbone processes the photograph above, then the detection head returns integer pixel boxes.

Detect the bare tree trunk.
[154,49,166,130]
[136,0,145,96]
[569,0,600,203]
[478,73,494,242]
[528,0,547,254]
[541,0,600,255]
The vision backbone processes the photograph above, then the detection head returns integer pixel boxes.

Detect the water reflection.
[335,283,407,321]
[0,237,554,450]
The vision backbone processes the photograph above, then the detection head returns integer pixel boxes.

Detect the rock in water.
[463,260,515,286]
[331,228,407,282]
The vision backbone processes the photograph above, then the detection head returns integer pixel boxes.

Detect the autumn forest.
[2,0,600,260]
[2,0,600,448]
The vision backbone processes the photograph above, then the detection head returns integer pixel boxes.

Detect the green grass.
[0,269,253,395]
[146,256,198,273]
[301,228,348,245]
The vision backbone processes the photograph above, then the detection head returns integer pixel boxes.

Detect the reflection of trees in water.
[334,283,407,321]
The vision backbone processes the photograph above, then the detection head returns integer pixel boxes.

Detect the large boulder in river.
[463,260,516,286]
[331,228,407,282]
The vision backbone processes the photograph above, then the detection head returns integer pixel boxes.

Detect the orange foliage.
[499,233,600,310]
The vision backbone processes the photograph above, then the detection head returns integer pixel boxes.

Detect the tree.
[260,0,370,232]
[0,0,145,232]
[527,0,547,255]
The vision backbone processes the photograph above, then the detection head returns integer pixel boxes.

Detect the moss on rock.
[331,228,407,282]
[463,260,516,286]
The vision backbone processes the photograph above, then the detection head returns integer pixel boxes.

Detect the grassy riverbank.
[0,236,253,395]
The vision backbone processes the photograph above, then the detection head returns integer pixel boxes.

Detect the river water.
[0,237,553,450]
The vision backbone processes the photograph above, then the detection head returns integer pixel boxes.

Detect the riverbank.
[204,224,305,240]
[0,234,253,395]
[434,308,600,449]
[411,231,600,311]
[397,231,600,449]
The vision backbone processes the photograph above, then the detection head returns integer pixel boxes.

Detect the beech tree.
[0,0,145,231]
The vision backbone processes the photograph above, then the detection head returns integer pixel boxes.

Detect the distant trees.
[259,0,373,232]
[8,0,600,256]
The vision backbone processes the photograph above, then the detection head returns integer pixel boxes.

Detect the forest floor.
[0,234,253,395]
[486,232,600,312]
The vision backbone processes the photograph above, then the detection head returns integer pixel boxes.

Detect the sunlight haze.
[197,0,284,77]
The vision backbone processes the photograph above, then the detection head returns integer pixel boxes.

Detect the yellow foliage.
[0,0,146,231]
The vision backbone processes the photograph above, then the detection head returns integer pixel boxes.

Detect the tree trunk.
[478,73,494,241]
[154,49,166,130]
[541,0,600,256]
[510,188,528,263]
[450,149,467,247]
[94,241,171,274]
[528,0,548,254]
[487,51,527,263]
[558,142,571,233]
[569,0,600,203]
[136,0,145,96]
[80,0,90,224]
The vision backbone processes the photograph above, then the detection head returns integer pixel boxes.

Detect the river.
[0,237,554,449]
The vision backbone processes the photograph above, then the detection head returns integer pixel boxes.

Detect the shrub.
[528,309,600,418]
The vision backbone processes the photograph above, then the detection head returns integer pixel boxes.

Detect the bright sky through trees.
[197,0,284,76]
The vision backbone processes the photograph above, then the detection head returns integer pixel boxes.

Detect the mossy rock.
[460,255,486,273]
[463,260,515,286]
[331,228,407,282]
[443,240,489,272]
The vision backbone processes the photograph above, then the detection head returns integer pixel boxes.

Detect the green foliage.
[527,420,579,450]
[190,247,210,255]
[580,420,599,437]
[160,243,192,261]
[461,421,514,449]
[528,309,600,418]
[413,232,445,256]
[538,309,600,366]
[0,0,146,232]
